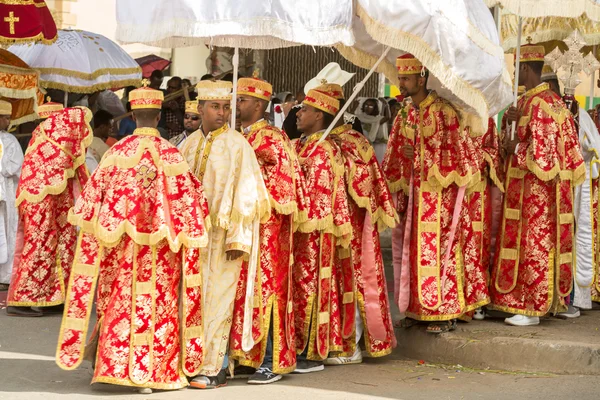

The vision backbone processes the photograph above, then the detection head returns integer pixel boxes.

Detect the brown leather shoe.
[6,306,43,317]
[0,283,9,291]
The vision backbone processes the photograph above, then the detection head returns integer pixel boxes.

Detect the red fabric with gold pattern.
[8,107,92,307]
[490,84,584,316]
[293,133,351,360]
[55,128,209,389]
[593,179,600,303]
[229,121,307,373]
[0,0,57,44]
[382,92,488,321]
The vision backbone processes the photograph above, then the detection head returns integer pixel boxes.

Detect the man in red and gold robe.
[229,74,309,383]
[55,83,210,393]
[7,103,92,317]
[293,87,352,372]
[313,82,397,365]
[383,54,485,333]
[490,45,585,326]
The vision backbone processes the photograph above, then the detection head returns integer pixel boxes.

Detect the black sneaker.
[292,360,324,374]
[229,365,256,380]
[190,369,227,389]
[247,367,282,384]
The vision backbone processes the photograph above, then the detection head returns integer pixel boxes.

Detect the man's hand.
[505,106,520,124]
[503,136,519,155]
[226,250,245,261]
[401,145,415,160]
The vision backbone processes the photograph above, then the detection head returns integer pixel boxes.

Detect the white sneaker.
[504,314,540,326]
[324,347,363,365]
[473,308,485,321]
[137,388,152,394]
[558,305,580,319]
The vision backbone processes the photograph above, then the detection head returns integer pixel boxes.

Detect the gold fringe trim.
[269,196,298,217]
[387,177,410,195]
[68,211,209,253]
[335,44,400,87]
[485,0,600,22]
[37,66,142,81]
[525,153,586,186]
[100,139,190,176]
[39,78,142,94]
[426,166,482,191]
[210,197,271,232]
[296,214,353,242]
[355,4,507,122]
[483,153,505,192]
[16,107,93,206]
[372,206,400,232]
[0,32,57,45]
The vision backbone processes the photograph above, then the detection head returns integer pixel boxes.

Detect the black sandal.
[426,319,457,334]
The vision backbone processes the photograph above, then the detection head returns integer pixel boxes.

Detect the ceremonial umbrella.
[8,29,142,94]
[0,0,57,45]
[135,54,171,78]
[0,49,44,126]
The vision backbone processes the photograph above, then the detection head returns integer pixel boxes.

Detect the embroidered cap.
[314,81,345,100]
[196,80,232,101]
[303,88,340,116]
[37,96,64,119]
[0,100,11,116]
[129,79,164,110]
[396,54,426,75]
[237,71,273,101]
[520,44,545,63]
[541,64,557,81]
[185,100,199,115]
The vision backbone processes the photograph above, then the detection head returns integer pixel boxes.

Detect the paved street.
[0,307,599,400]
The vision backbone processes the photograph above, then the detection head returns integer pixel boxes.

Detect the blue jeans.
[260,334,274,369]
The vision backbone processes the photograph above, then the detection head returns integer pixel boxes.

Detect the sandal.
[426,319,457,334]
[394,318,418,328]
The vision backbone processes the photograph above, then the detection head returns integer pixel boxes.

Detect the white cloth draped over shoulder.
[573,109,600,309]
[0,131,24,284]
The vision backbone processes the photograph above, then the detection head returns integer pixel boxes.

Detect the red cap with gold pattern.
[37,96,64,119]
[303,87,340,115]
[314,80,345,100]
[519,44,545,63]
[237,71,273,101]
[396,54,425,75]
[129,79,164,110]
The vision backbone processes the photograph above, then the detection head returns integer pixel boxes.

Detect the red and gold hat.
[37,96,64,119]
[237,71,273,101]
[303,87,339,115]
[314,80,344,100]
[396,54,426,75]
[129,79,164,110]
[185,100,199,115]
[519,44,545,63]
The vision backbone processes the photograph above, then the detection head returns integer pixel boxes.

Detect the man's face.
[199,100,230,132]
[167,78,181,94]
[184,112,201,133]
[518,64,527,86]
[0,115,10,131]
[363,100,378,115]
[236,95,259,124]
[398,75,421,98]
[296,104,319,133]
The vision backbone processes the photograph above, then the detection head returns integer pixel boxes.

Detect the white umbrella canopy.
[8,29,142,94]
[485,0,600,20]
[338,0,513,123]
[115,0,355,49]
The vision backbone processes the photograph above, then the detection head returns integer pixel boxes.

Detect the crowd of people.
[0,42,597,394]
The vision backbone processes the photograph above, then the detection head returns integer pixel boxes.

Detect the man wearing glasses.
[170,100,201,148]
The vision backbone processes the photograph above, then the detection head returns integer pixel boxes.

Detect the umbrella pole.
[231,47,239,128]
[311,46,391,154]
[64,91,68,108]
[590,45,597,110]
[510,17,523,141]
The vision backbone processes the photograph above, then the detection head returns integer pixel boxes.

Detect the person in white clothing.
[0,100,24,290]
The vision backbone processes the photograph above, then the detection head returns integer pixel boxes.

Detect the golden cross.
[4,12,18,35]
[141,78,150,87]
[135,165,157,189]
[252,69,260,79]
[526,36,533,44]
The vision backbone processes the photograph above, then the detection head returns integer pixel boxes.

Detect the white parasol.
[8,29,142,94]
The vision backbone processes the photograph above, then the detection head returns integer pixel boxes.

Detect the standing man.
[0,100,24,291]
[314,82,398,365]
[229,74,309,384]
[163,76,186,139]
[490,45,585,326]
[382,54,486,333]
[181,80,270,389]
[56,82,210,394]
[292,87,352,372]
[169,100,200,148]
[7,104,93,317]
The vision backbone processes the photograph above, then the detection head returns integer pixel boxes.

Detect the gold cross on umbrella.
[135,165,157,188]
[4,12,19,35]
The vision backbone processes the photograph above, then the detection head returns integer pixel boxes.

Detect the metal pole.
[231,46,239,128]
[590,45,597,110]
[510,17,523,140]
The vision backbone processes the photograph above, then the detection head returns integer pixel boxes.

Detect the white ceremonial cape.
[573,109,600,309]
[0,131,24,284]
[181,125,270,376]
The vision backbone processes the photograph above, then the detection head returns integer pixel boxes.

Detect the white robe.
[0,131,24,284]
[573,109,600,309]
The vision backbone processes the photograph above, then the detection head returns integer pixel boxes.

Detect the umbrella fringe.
[39,78,142,94]
[485,0,600,21]
[356,4,494,125]
[335,44,399,86]
[36,67,142,80]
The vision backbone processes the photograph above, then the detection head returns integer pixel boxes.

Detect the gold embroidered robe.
[181,124,270,376]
